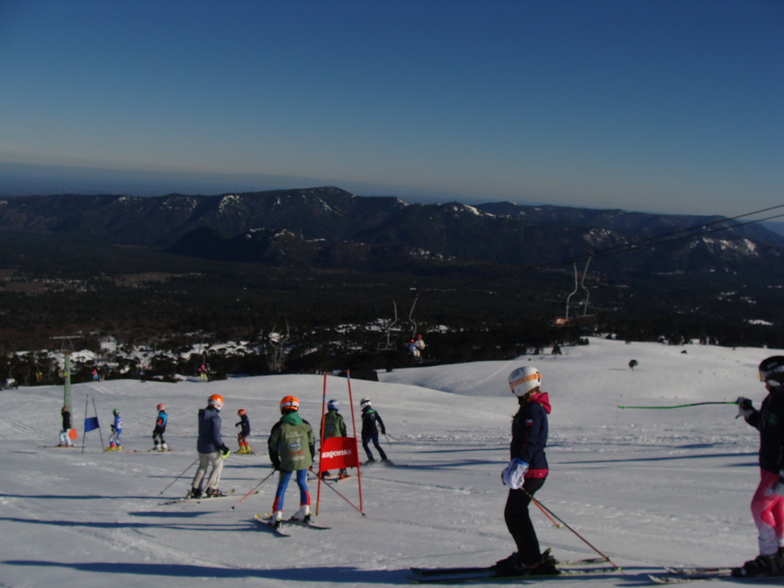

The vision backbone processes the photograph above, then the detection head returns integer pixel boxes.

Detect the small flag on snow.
[84,416,100,432]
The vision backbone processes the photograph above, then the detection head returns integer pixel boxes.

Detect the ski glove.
[501,458,528,489]
[737,397,754,419]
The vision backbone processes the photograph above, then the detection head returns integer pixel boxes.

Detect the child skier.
[188,394,230,499]
[495,366,559,577]
[108,409,123,451]
[58,406,74,447]
[735,356,784,577]
[267,396,315,527]
[360,397,388,463]
[321,399,348,479]
[153,403,168,451]
[235,408,252,454]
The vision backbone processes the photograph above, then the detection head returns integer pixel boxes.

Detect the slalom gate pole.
[81,395,89,454]
[309,472,365,516]
[617,401,738,410]
[316,374,328,516]
[230,469,276,510]
[523,489,620,569]
[159,457,199,495]
[92,396,105,450]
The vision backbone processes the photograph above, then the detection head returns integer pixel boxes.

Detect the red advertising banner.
[320,436,360,471]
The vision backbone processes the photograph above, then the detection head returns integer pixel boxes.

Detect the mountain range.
[1,186,782,277]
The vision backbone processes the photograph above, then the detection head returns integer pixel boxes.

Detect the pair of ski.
[409,556,619,584]
[648,566,784,584]
[161,489,253,505]
[253,513,330,537]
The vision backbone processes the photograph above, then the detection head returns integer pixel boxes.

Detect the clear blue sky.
[0,0,781,216]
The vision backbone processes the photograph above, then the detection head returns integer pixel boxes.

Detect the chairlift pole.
[564,263,580,322]
[52,336,78,413]
[579,255,594,317]
[408,294,420,339]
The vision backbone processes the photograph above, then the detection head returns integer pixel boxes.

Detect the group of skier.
[53,354,784,578]
[180,391,390,528]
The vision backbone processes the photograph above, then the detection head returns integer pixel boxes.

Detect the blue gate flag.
[84,416,100,433]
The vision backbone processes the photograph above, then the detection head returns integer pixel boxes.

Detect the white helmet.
[508,366,541,397]
[360,397,371,408]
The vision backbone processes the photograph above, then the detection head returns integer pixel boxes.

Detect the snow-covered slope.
[0,338,779,587]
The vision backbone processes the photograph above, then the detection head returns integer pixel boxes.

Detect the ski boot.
[186,487,202,499]
[529,550,560,576]
[268,510,283,528]
[204,488,226,498]
[733,554,781,577]
[161,443,168,452]
[291,505,312,523]
[493,552,528,577]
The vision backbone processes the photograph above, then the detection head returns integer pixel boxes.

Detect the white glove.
[737,397,754,419]
[502,458,529,490]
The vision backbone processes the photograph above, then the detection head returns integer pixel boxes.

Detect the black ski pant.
[362,433,387,461]
[503,476,546,566]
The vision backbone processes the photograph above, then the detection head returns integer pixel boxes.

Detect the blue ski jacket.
[509,392,550,479]
[197,406,224,454]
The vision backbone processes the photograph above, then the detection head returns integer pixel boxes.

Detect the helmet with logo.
[157,404,165,411]
[208,394,225,410]
[508,366,542,397]
[759,356,784,385]
[360,397,371,409]
[280,396,299,412]
[327,399,339,411]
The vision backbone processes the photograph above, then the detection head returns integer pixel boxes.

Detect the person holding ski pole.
[188,394,230,499]
[495,366,559,577]
[266,396,315,527]
[735,356,784,577]
[235,408,251,454]
[153,403,168,451]
[321,399,348,479]
[360,397,388,463]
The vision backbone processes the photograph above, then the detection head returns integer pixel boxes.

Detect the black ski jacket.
[744,384,784,474]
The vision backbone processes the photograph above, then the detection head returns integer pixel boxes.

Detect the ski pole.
[532,499,562,529]
[522,489,620,570]
[617,401,737,410]
[309,472,365,516]
[230,469,276,510]
[159,457,199,495]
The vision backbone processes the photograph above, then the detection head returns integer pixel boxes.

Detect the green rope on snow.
[617,401,738,410]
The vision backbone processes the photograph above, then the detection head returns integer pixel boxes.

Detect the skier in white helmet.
[495,366,558,577]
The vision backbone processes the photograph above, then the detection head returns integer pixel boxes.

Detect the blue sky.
[0,0,781,216]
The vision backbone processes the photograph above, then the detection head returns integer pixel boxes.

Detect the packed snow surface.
[1,337,780,587]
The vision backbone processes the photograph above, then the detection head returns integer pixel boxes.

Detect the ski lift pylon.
[552,256,597,329]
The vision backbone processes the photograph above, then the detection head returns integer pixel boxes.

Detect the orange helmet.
[157,404,165,411]
[208,394,225,410]
[238,408,246,416]
[280,395,299,412]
